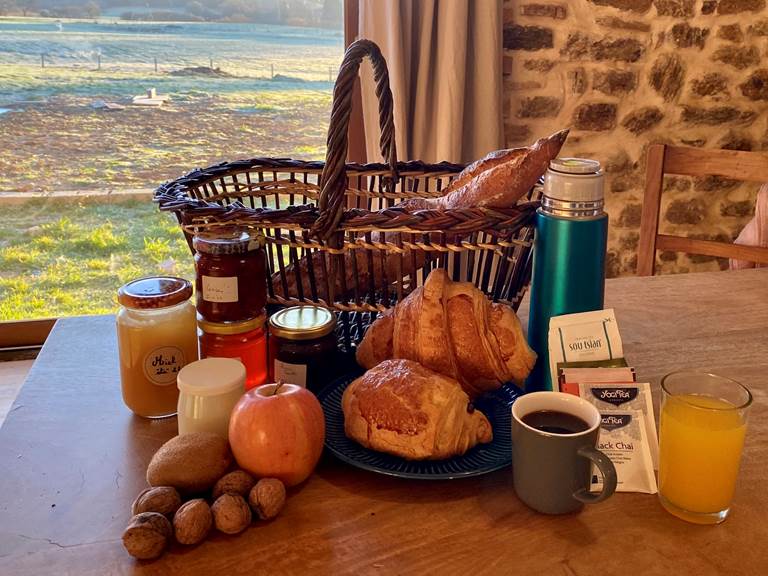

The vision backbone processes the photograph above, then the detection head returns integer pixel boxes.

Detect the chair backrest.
[637,144,768,276]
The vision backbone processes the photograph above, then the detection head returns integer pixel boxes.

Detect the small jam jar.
[193,228,267,323]
[198,315,268,390]
[177,358,246,438]
[268,305,338,392]
[116,277,198,418]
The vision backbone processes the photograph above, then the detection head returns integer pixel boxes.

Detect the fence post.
[154,57,158,73]
[41,53,45,69]
[271,63,274,79]
[209,57,213,70]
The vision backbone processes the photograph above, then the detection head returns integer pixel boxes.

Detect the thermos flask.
[526,158,608,392]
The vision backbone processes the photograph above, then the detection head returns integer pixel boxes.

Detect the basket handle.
[313,39,398,240]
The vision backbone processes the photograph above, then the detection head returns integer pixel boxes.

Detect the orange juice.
[658,394,746,523]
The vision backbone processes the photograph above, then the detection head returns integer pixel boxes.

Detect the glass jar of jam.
[193,228,267,323]
[116,277,198,418]
[198,315,268,391]
[268,305,338,393]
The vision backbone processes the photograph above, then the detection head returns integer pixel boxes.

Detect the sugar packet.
[548,309,624,392]
[590,409,657,494]
[579,382,658,469]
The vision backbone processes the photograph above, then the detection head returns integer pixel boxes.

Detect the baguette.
[271,129,569,301]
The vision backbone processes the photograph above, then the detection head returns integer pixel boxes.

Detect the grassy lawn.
[0,198,195,320]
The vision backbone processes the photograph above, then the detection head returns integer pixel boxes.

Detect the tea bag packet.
[590,409,657,494]
[558,365,635,396]
[548,309,624,392]
[579,382,658,469]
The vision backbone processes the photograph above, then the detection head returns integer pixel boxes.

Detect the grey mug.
[511,391,617,514]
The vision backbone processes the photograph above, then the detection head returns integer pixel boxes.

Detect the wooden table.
[1,269,767,575]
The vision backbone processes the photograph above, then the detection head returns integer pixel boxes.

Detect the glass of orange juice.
[658,371,752,525]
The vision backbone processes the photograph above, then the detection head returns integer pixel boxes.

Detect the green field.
[0,199,195,320]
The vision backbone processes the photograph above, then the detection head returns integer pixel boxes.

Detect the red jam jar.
[198,315,268,390]
[193,229,267,322]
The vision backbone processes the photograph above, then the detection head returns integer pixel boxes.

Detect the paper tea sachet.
[579,382,659,469]
[590,409,657,495]
[558,365,635,396]
[548,309,624,391]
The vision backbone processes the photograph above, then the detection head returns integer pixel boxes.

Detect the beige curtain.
[357,0,503,165]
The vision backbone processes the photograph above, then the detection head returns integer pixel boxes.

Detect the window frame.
[0,4,366,351]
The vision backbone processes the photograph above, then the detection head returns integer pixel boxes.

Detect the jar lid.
[192,228,265,255]
[198,314,266,335]
[268,306,336,341]
[177,358,246,397]
[117,276,193,309]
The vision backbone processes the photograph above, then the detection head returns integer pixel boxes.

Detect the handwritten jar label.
[274,359,307,388]
[143,346,186,386]
[202,275,239,303]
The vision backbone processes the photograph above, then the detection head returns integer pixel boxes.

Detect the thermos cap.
[544,158,604,205]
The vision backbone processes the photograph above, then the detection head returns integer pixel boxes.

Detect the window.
[0,1,344,324]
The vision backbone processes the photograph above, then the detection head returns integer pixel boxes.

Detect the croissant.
[271,129,569,300]
[342,359,493,460]
[356,269,536,398]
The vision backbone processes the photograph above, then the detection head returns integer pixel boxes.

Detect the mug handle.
[572,446,617,504]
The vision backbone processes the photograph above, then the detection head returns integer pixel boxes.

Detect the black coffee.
[521,410,590,435]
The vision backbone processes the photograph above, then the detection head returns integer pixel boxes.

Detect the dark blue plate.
[317,371,522,480]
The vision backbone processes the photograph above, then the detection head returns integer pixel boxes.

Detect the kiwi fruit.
[147,433,232,493]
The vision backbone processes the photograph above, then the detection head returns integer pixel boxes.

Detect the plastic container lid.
[268,305,336,341]
[544,158,604,204]
[117,276,192,309]
[177,358,246,397]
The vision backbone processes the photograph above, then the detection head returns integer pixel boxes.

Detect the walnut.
[173,499,212,545]
[131,486,182,517]
[212,470,256,500]
[248,478,286,520]
[211,493,252,535]
[122,512,172,560]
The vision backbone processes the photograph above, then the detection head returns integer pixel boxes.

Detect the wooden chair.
[637,144,768,276]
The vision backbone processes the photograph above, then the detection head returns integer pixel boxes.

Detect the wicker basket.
[154,39,539,351]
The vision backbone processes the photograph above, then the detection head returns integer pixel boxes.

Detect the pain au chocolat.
[342,359,492,460]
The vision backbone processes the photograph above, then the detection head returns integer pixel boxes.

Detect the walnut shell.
[212,470,256,500]
[248,478,286,520]
[211,493,252,535]
[173,499,212,546]
[131,486,182,517]
[122,512,172,560]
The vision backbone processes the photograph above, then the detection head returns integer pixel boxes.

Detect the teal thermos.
[526,158,608,392]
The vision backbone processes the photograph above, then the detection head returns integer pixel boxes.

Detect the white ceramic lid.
[177,358,246,397]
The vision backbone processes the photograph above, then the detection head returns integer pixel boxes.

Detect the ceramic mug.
[511,391,617,514]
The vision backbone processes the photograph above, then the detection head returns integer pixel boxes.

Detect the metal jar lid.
[268,306,336,341]
[197,314,266,335]
[117,276,193,309]
[192,228,266,256]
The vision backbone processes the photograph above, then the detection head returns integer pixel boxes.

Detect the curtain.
[357,0,503,165]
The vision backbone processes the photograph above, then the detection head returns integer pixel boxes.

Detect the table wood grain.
[1,269,767,576]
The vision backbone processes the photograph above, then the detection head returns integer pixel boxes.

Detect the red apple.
[228,382,325,486]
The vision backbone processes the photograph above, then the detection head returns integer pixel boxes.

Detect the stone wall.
[503,0,766,276]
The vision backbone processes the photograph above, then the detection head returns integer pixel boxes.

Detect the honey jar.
[193,229,267,323]
[116,277,198,418]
